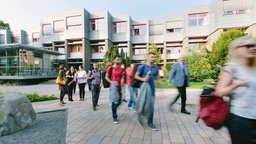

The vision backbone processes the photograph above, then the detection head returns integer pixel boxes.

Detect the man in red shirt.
[126,62,138,110]
[105,54,124,124]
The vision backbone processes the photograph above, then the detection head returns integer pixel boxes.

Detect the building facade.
[1,0,256,70]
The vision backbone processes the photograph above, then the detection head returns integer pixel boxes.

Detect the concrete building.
[1,0,256,70]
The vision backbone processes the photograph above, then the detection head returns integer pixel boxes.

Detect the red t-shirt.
[125,67,134,86]
[107,66,124,89]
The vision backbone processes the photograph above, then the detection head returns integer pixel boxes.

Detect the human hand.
[143,77,150,82]
[238,79,248,87]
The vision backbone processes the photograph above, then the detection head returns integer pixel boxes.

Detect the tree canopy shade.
[0,20,10,30]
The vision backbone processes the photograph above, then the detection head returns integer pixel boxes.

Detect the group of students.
[56,35,256,143]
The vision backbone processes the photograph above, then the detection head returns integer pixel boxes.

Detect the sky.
[0,0,212,31]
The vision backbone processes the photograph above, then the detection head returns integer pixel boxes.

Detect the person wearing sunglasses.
[215,36,256,144]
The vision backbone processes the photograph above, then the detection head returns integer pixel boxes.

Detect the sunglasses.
[237,44,256,49]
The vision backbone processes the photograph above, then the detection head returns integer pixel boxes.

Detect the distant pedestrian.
[66,66,76,102]
[87,69,92,91]
[73,68,77,94]
[87,63,102,111]
[135,52,161,131]
[215,36,256,144]
[77,65,87,101]
[168,55,190,115]
[105,54,124,124]
[126,62,138,110]
[58,64,67,106]
[121,64,128,103]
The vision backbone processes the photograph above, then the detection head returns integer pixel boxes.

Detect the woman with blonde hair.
[215,36,256,144]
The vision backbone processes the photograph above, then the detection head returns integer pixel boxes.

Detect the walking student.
[135,52,161,131]
[168,55,190,115]
[87,63,102,111]
[215,36,256,144]
[77,65,87,101]
[66,66,76,102]
[58,64,67,106]
[126,62,138,110]
[105,54,124,124]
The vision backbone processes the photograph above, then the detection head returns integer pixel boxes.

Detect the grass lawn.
[155,81,214,89]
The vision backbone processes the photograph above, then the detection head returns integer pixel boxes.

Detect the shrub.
[24,93,58,102]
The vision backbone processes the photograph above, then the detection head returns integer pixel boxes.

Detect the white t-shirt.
[77,70,87,84]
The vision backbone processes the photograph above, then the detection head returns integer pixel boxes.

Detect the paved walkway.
[0,81,231,144]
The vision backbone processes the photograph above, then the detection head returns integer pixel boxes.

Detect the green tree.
[0,20,10,30]
[100,47,130,71]
[186,49,213,82]
[208,29,246,79]
[145,43,161,65]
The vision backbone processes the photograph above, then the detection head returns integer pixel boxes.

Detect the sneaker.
[113,118,119,124]
[128,107,133,111]
[148,123,158,131]
[123,99,128,102]
[93,106,96,111]
[61,101,66,104]
[96,104,99,107]
[58,102,65,106]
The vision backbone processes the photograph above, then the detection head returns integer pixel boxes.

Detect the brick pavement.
[0,82,231,144]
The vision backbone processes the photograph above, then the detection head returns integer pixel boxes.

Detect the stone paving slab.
[0,82,231,144]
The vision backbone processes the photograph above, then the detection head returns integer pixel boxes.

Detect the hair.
[114,54,121,59]
[148,52,155,55]
[229,36,256,68]
[79,65,84,69]
[59,64,65,70]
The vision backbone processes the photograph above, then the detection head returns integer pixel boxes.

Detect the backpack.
[102,67,113,88]
[196,86,230,130]
[131,64,145,88]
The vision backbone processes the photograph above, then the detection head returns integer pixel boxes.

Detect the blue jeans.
[148,96,155,124]
[91,84,101,107]
[228,114,256,144]
[127,85,138,108]
[111,89,122,119]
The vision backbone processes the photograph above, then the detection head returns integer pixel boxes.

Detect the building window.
[70,45,82,53]
[112,21,127,33]
[132,24,146,36]
[188,43,204,52]
[0,34,5,44]
[166,28,182,33]
[90,18,104,31]
[66,15,82,30]
[167,47,181,54]
[53,20,65,33]
[42,24,52,35]
[92,46,105,53]
[32,32,40,43]
[149,24,164,36]
[188,13,208,27]
[224,9,246,15]
[134,49,146,55]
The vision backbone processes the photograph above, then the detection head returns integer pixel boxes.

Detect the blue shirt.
[89,70,101,85]
[136,64,159,96]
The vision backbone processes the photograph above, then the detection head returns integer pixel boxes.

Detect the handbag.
[196,86,230,130]
[56,76,65,85]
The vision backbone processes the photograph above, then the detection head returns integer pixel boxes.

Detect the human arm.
[105,67,112,83]
[134,65,149,82]
[168,63,176,86]
[215,66,248,97]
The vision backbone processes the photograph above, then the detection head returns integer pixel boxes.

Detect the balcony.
[132,54,145,60]
[166,53,180,59]
[70,52,82,58]
[92,53,105,59]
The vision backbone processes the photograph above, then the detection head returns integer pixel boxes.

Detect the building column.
[83,38,91,70]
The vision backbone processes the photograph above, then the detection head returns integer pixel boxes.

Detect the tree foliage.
[0,20,10,30]
[100,47,130,71]
[208,29,246,79]
[186,49,213,82]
